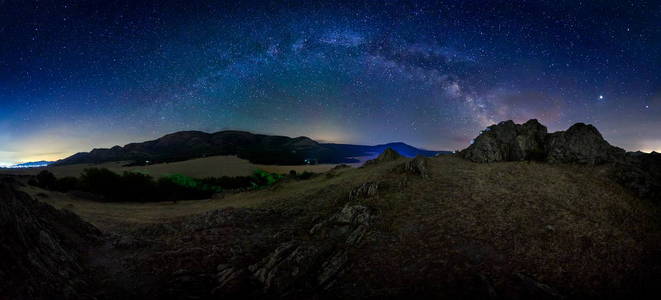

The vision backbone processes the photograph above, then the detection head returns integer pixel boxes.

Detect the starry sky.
[1,0,660,165]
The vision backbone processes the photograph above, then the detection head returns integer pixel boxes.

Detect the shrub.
[35,170,57,189]
[54,177,79,192]
[157,174,220,200]
[253,169,282,186]
[79,168,122,199]
[120,172,157,201]
[28,167,284,202]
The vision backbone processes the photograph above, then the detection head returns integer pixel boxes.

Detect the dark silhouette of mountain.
[52,130,446,166]
[321,142,449,160]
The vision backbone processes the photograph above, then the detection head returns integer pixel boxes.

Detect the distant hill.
[322,142,449,160]
[52,130,446,166]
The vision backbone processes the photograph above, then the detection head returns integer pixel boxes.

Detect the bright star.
[599,95,604,100]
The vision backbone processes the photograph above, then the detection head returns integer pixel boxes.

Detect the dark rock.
[545,123,625,164]
[0,180,100,299]
[461,119,625,165]
[364,147,403,165]
[399,155,431,178]
[347,182,379,201]
[461,119,548,163]
[249,242,321,294]
[213,265,251,296]
[310,204,373,246]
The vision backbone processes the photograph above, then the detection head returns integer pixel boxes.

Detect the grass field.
[0,155,348,178]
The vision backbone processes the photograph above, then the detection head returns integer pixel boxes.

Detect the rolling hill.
[52,130,446,166]
[1,120,659,299]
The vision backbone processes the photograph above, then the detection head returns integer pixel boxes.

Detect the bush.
[158,174,221,200]
[29,167,283,202]
[35,170,57,189]
[79,168,122,198]
[54,177,79,192]
[120,171,157,201]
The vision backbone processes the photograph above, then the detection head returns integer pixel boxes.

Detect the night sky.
[1,0,660,165]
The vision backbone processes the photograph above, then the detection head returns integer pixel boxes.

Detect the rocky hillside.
[94,149,660,299]
[0,177,100,299]
[2,120,660,299]
[53,130,442,166]
[461,119,661,201]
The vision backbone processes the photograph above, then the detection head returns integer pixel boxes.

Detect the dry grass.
[15,154,660,296]
[0,155,347,178]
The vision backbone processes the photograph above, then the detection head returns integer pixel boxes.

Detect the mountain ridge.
[52,130,446,166]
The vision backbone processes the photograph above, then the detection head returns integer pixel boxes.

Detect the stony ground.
[3,153,661,299]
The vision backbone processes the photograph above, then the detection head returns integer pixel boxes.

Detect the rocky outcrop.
[0,179,100,299]
[364,147,403,166]
[460,119,624,165]
[460,119,661,201]
[545,123,625,164]
[399,155,431,178]
[213,204,374,298]
[347,182,380,201]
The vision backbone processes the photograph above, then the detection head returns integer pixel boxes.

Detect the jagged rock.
[249,242,321,294]
[460,119,660,201]
[317,250,348,289]
[399,155,431,178]
[545,123,625,164]
[461,119,548,163]
[461,119,626,165]
[347,182,379,201]
[0,180,100,299]
[238,205,374,297]
[310,204,373,247]
[213,265,251,296]
[364,147,403,165]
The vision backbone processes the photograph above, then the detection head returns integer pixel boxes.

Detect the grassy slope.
[18,155,661,297]
[0,155,345,178]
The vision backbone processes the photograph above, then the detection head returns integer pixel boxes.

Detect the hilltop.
[0,120,659,299]
[52,130,444,166]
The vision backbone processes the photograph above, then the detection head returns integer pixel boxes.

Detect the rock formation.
[460,119,624,164]
[460,119,660,202]
[461,119,548,163]
[0,179,100,299]
[364,147,403,166]
[545,123,625,164]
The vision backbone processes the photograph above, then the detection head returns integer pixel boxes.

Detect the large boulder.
[460,119,625,165]
[460,119,548,163]
[545,123,625,164]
